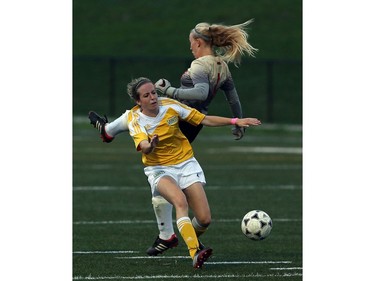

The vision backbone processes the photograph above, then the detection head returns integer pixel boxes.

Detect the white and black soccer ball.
[241,210,273,240]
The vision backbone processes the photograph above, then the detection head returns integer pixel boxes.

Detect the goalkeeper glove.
[232,126,245,140]
[155,78,176,97]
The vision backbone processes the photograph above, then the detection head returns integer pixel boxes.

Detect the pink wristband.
[230,118,238,125]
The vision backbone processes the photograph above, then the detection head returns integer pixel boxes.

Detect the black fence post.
[266,60,274,123]
[109,57,116,115]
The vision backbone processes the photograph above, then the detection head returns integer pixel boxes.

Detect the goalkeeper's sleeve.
[173,83,209,101]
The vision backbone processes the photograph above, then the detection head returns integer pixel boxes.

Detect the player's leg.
[183,182,212,237]
[151,196,174,240]
[177,160,213,268]
[105,111,129,135]
[88,110,129,142]
[156,176,200,259]
[183,182,213,268]
[179,158,211,238]
[146,196,177,256]
[147,121,203,255]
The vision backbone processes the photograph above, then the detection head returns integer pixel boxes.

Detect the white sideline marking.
[270,267,302,270]
[207,146,302,154]
[115,256,189,259]
[73,273,303,280]
[73,218,301,225]
[74,163,301,172]
[73,251,139,254]
[73,184,302,191]
[207,261,292,265]
[114,257,292,264]
[74,219,155,225]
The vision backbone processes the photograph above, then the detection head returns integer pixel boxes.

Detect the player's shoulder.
[194,55,226,64]
[126,105,141,121]
[192,55,228,71]
[129,105,141,112]
[159,97,179,106]
[159,97,192,111]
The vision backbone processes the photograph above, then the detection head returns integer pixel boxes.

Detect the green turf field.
[73,117,302,280]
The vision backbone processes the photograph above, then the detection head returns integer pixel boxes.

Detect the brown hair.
[127,77,153,102]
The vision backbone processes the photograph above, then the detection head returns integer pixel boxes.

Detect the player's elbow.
[194,84,209,100]
[175,83,209,101]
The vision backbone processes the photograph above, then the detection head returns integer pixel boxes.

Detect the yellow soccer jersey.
[128,97,206,166]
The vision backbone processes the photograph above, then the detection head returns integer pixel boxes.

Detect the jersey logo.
[167,116,178,126]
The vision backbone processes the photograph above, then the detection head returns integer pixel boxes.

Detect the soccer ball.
[241,210,273,240]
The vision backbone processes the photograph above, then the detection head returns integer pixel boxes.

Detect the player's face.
[136,82,159,116]
[189,33,199,58]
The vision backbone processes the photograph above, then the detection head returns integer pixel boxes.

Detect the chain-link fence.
[73,56,302,124]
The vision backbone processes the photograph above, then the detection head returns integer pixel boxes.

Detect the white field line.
[73,251,139,254]
[270,267,302,270]
[207,146,302,154]
[75,163,301,171]
[113,256,292,264]
[73,253,296,266]
[73,184,302,191]
[207,261,293,265]
[73,273,303,280]
[114,256,189,259]
[73,218,301,225]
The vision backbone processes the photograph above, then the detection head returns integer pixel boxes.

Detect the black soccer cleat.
[88,111,114,143]
[88,111,108,132]
[146,234,179,256]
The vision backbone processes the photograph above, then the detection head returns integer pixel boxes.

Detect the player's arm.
[224,88,242,118]
[155,79,209,101]
[201,115,261,128]
[222,79,246,140]
[138,135,159,154]
[128,117,159,154]
[173,83,209,100]
[155,61,209,101]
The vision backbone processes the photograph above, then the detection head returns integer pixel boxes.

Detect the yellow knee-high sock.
[177,217,199,258]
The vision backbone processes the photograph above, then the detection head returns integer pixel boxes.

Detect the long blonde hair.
[192,19,258,67]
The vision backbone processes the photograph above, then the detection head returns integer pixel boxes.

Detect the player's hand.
[235,118,261,128]
[150,134,159,148]
[232,126,245,140]
[155,79,171,96]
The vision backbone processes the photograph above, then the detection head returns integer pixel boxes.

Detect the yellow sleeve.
[127,110,148,151]
[184,108,206,126]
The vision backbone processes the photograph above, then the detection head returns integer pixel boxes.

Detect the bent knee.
[197,216,211,227]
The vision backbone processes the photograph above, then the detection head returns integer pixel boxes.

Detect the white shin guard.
[151,196,175,240]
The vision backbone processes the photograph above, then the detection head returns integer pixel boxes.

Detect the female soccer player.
[155,19,257,142]
[89,19,258,256]
[125,77,260,268]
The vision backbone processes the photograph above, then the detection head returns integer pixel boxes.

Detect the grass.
[73,117,302,280]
